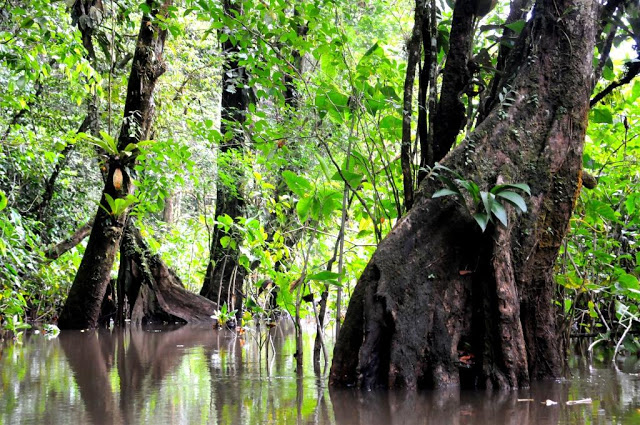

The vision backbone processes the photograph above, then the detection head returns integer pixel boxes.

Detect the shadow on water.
[2,325,640,424]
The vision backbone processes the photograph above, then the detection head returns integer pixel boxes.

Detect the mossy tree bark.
[331,0,598,389]
[200,0,250,317]
[58,0,170,329]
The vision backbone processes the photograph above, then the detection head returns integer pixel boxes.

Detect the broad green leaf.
[491,201,508,226]
[104,193,116,212]
[331,169,363,189]
[327,90,349,111]
[432,188,460,198]
[496,191,528,212]
[504,20,526,34]
[311,197,322,220]
[617,273,639,290]
[592,108,613,124]
[379,115,402,130]
[282,170,313,197]
[602,64,614,81]
[296,196,313,222]
[217,214,234,229]
[480,191,494,217]
[586,199,618,222]
[473,213,489,232]
[491,183,531,196]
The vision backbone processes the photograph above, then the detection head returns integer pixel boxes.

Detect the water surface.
[2,324,640,424]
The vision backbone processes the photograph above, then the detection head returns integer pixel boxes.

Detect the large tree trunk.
[330,0,597,390]
[117,223,217,325]
[200,0,249,318]
[58,0,170,329]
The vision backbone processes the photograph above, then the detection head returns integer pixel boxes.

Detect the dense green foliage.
[0,0,639,361]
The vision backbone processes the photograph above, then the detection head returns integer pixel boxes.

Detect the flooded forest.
[2,0,640,423]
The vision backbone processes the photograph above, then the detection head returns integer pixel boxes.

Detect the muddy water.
[1,323,640,424]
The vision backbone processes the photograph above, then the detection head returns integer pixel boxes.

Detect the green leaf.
[314,153,332,181]
[104,193,117,213]
[617,273,639,290]
[491,183,531,196]
[282,170,313,197]
[438,175,460,193]
[331,169,363,189]
[496,191,528,212]
[308,271,341,281]
[504,20,526,34]
[296,196,313,222]
[586,200,618,222]
[432,188,460,198]
[217,214,234,229]
[0,190,7,211]
[592,108,613,124]
[602,64,614,81]
[473,213,490,232]
[457,179,480,203]
[491,201,508,226]
[362,42,380,58]
[220,235,230,248]
[379,115,402,130]
[480,191,494,217]
[327,90,349,111]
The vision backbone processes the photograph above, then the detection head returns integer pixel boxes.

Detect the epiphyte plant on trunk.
[429,163,531,232]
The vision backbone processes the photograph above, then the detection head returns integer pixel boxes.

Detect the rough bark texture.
[479,0,534,123]
[58,0,169,329]
[200,0,249,317]
[400,0,426,211]
[330,0,597,389]
[117,224,217,325]
[430,0,475,164]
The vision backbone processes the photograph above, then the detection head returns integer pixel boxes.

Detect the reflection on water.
[2,324,640,424]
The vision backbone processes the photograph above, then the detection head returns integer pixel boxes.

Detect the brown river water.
[1,322,640,424]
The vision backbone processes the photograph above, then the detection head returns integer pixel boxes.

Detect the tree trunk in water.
[200,0,249,319]
[330,0,597,389]
[58,0,169,329]
[117,223,217,325]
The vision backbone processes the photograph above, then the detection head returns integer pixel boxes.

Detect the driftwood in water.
[117,224,217,325]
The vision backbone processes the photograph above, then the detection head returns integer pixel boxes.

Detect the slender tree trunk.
[200,0,250,320]
[331,0,597,389]
[429,0,475,165]
[58,0,170,329]
[400,0,425,211]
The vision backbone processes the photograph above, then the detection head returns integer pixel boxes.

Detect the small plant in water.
[212,303,237,329]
